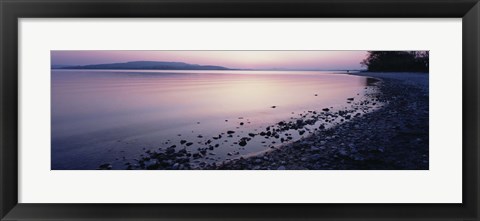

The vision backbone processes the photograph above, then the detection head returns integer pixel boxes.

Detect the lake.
[51,70,375,169]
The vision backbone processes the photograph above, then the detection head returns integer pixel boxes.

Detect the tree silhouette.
[361,51,429,72]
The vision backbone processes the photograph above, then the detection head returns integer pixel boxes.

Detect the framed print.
[1,0,479,220]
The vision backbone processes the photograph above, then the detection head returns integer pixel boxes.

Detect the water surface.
[51,70,372,169]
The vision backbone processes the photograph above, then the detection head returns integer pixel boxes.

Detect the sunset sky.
[51,51,368,70]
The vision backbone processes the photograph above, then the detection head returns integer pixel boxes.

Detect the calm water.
[51,70,372,169]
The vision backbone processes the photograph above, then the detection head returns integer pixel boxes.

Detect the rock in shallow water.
[98,163,112,170]
[239,140,247,146]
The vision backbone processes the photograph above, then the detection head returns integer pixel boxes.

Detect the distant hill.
[54,61,231,70]
[51,64,74,69]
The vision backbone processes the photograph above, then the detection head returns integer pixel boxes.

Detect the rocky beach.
[215,72,429,170]
[105,72,428,170]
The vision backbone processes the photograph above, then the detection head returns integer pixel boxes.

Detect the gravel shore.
[213,72,429,170]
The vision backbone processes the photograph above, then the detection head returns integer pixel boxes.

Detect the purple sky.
[51,51,368,70]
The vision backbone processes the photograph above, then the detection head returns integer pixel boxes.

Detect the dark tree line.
[361,51,429,72]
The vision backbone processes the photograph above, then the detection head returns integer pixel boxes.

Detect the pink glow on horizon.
[51,51,368,70]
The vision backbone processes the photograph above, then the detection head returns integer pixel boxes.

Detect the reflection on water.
[52,70,371,169]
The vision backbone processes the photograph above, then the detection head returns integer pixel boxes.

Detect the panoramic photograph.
[51,50,429,170]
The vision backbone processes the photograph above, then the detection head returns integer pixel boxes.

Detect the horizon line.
[51,60,365,72]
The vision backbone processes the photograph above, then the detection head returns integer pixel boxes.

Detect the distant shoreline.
[52,68,366,72]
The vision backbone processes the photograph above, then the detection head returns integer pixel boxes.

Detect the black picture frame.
[1,0,479,220]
